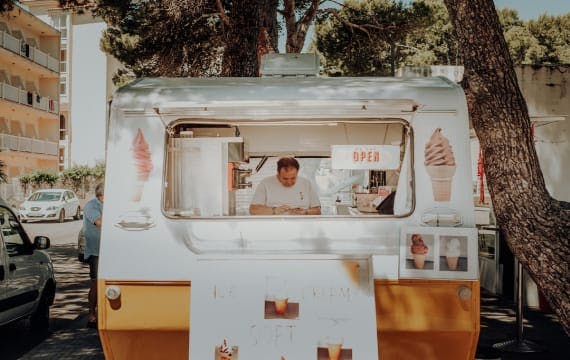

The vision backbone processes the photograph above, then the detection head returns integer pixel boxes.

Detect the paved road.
[22,218,83,246]
[0,219,103,360]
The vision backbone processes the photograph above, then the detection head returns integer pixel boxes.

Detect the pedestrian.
[83,182,104,328]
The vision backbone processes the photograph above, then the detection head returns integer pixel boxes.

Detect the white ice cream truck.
[98,55,479,360]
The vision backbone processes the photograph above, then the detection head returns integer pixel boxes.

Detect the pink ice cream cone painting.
[131,128,153,202]
[424,128,456,201]
[411,234,429,269]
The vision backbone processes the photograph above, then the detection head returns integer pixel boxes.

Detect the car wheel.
[73,206,81,220]
[30,292,50,334]
[58,209,65,223]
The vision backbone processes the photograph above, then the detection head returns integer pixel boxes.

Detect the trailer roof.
[114,76,464,111]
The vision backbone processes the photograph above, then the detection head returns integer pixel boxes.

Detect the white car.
[19,189,81,223]
[1,197,56,333]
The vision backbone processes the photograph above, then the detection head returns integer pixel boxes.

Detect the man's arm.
[250,204,291,215]
[85,202,102,227]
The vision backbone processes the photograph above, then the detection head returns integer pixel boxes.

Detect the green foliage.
[0,0,14,14]
[314,0,434,76]
[60,165,91,193]
[29,170,60,189]
[91,162,106,181]
[527,13,570,64]
[315,1,569,75]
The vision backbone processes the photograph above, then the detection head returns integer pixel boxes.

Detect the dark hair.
[277,157,299,172]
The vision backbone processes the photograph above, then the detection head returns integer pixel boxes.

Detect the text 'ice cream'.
[446,238,461,271]
[131,128,153,202]
[424,128,456,201]
[411,234,429,269]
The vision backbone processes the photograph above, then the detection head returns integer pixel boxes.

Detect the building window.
[60,76,67,96]
[50,14,68,41]
[60,49,67,73]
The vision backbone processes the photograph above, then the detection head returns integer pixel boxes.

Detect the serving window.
[163,119,414,218]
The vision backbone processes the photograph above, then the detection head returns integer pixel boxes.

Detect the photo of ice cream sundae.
[445,238,461,270]
[424,128,456,202]
[131,128,153,202]
[215,338,237,360]
[410,234,429,269]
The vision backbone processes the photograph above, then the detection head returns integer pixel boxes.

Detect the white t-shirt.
[251,175,321,209]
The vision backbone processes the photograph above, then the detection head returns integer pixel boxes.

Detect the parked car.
[77,226,87,263]
[19,189,81,223]
[0,197,56,333]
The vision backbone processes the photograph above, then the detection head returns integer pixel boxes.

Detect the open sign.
[331,145,400,170]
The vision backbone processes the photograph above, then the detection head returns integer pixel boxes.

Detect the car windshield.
[28,192,62,202]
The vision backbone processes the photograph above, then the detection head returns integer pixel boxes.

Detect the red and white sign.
[331,145,400,170]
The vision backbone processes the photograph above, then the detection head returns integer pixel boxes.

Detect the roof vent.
[260,53,320,78]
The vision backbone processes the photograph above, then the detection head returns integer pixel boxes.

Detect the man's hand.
[273,205,291,215]
[290,208,307,215]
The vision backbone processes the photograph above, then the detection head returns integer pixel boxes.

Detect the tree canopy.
[314,0,434,76]
[314,0,569,76]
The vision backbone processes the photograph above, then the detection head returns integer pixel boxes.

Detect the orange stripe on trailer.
[97,279,479,360]
[375,279,480,360]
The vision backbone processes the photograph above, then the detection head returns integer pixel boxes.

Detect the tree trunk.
[222,0,263,76]
[443,0,570,334]
[257,0,279,64]
[283,0,320,53]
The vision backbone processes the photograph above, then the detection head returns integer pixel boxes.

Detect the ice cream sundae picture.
[410,234,429,269]
[215,338,237,360]
[424,128,456,202]
[445,238,461,271]
[131,128,153,202]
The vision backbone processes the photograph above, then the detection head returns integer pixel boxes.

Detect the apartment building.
[0,3,59,198]
[23,0,119,169]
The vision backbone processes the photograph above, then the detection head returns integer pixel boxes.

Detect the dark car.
[0,197,56,333]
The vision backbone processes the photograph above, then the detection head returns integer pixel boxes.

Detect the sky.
[494,0,570,19]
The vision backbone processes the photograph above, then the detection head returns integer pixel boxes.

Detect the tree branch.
[215,0,230,25]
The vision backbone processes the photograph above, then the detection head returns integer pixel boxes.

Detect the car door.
[0,206,40,320]
[67,191,78,214]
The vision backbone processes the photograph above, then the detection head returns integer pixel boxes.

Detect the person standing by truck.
[83,182,104,328]
[249,157,321,215]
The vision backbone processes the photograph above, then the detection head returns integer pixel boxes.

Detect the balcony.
[0,30,59,73]
[0,81,59,114]
[0,133,58,156]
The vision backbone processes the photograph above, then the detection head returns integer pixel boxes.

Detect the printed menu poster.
[189,258,378,360]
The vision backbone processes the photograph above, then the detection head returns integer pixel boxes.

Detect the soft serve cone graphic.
[424,128,456,201]
[131,128,153,202]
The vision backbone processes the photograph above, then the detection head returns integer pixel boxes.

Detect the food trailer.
[98,55,479,359]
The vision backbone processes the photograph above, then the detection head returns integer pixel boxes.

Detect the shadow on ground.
[0,244,103,360]
[476,290,570,360]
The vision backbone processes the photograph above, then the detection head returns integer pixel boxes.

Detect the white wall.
[516,65,569,202]
[70,21,107,166]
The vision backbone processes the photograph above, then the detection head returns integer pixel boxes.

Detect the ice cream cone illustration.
[274,298,288,315]
[217,339,233,360]
[131,129,153,202]
[411,234,429,269]
[327,343,342,360]
[425,128,456,201]
[446,238,461,271]
[324,336,343,360]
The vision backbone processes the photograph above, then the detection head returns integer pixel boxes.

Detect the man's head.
[276,157,299,188]
[95,182,105,203]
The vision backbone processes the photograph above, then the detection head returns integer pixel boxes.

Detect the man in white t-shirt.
[249,157,321,215]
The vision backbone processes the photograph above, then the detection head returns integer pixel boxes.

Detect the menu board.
[189,258,378,360]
